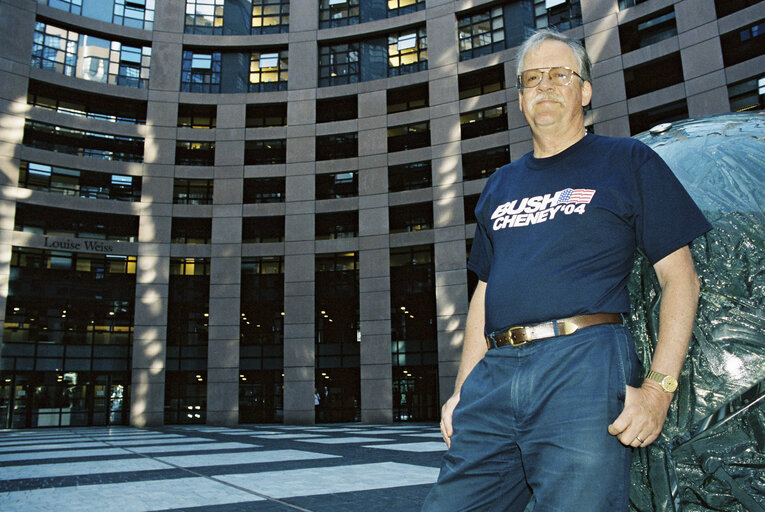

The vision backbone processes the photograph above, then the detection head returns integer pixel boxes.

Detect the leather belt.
[486,313,623,349]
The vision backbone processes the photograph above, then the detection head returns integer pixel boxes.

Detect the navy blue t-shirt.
[468,133,712,333]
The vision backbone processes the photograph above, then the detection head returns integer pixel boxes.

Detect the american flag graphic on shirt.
[556,188,596,204]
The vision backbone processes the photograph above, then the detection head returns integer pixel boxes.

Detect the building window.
[316,211,358,240]
[40,0,155,30]
[243,177,285,203]
[242,216,285,243]
[387,83,428,114]
[464,194,480,224]
[31,22,78,76]
[167,256,210,365]
[239,370,283,422]
[728,75,765,112]
[245,139,287,165]
[388,161,431,192]
[175,141,215,166]
[319,0,360,28]
[462,146,509,181]
[114,0,155,29]
[116,44,148,87]
[715,0,761,18]
[619,7,677,54]
[27,81,147,124]
[185,0,224,34]
[389,244,437,372]
[319,43,360,87]
[240,255,284,422]
[720,21,765,67]
[249,50,288,92]
[170,257,211,276]
[14,203,139,242]
[164,372,207,424]
[460,105,508,140]
[628,99,688,136]
[246,103,287,127]
[251,0,289,34]
[240,256,284,369]
[181,51,222,93]
[387,0,425,18]
[458,7,506,61]
[618,0,650,9]
[388,28,428,76]
[31,22,151,88]
[23,120,144,162]
[19,161,141,201]
[623,53,683,99]
[458,65,506,100]
[6,248,136,350]
[389,201,433,233]
[388,122,430,152]
[240,256,284,344]
[171,217,212,244]
[317,95,358,123]
[315,252,359,367]
[178,104,216,129]
[535,0,582,31]
[316,133,358,160]
[316,172,358,199]
[173,178,214,205]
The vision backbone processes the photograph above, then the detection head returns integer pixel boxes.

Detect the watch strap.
[646,370,677,392]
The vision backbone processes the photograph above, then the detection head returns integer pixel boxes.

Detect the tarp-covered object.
[629,112,765,511]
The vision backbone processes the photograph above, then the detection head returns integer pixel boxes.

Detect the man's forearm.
[646,246,701,392]
[453,280,488,394]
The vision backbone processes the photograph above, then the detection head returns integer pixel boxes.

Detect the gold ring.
[636,436,645,443]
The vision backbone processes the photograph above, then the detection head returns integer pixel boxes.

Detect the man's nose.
[537,71,555,89]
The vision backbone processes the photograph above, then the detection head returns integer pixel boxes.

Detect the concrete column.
[358,89,392,423]
[282,88,317,424]
[130,0,183,427]
[206,104,245,425]
[0,0,35,354]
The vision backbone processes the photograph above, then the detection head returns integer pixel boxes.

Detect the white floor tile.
[296,436,393,444]
[217,462,439,497]
[0,447,129,462]
[155,449,339,468]
[0,476,262,512]
[0,441,108,452]
[364,441,446,452]
[249,433,327,440]
[130,442,261,454]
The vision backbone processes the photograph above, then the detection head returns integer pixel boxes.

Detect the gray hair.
[515,29,592,86]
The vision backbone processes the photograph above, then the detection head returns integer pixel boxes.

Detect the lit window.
[397,33,417,51]
[191,54,212,69]
[259,53,279,68]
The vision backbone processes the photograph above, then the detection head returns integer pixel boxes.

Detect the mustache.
[530,92,566,107]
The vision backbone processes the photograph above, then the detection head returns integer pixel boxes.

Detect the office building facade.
[0,0,762,428]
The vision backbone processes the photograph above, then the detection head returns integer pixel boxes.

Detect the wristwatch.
[646,370,678,393]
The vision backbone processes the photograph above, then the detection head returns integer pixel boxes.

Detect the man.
[422,29,711,511]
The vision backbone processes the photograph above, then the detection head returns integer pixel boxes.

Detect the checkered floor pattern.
[0,423,444,511]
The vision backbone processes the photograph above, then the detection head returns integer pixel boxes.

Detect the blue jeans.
[422,324,641,512]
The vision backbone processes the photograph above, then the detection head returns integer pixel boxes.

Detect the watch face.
[662,376,678,392]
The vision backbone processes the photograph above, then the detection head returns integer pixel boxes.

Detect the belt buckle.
[508,326,528,347]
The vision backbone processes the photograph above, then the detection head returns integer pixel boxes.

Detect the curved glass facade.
[0,0,762,428]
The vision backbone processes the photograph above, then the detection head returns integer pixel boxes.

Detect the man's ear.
[581,80,593,107]
[518,90,524,113]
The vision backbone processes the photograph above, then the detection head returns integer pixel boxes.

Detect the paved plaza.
[0,423,444,511]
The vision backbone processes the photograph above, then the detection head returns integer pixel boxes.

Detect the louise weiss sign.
[43,236,117,254]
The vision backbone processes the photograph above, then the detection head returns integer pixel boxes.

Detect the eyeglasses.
[517,67,583,89]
